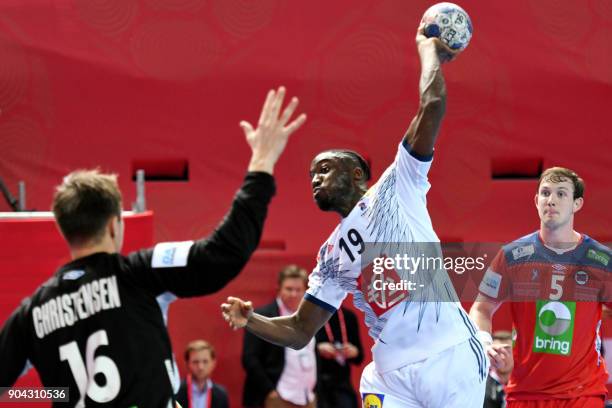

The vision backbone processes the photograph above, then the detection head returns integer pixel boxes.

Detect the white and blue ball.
[421,3,473,52]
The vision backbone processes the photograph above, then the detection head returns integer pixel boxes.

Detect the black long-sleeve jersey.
[0,172,275,407]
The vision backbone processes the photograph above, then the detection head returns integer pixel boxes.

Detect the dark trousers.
[317,382,358,408]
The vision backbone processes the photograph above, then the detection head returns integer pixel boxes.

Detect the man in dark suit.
[315,306,364,408]
[176,340,229,408]
[242,265,316,408]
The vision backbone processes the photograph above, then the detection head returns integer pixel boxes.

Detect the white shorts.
[360,339,488,408]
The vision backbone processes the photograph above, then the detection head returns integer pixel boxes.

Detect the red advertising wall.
[0,0,610,406]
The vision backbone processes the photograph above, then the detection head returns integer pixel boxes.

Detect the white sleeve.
[395,140,433,201]
[305,261,347,312]
[364,141,435,244]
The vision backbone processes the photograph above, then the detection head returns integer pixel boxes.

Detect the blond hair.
[52,169,122,245]
[184,339,216,362]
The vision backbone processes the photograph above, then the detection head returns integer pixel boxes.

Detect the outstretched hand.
[243,86,307,175]
[415,24,459,63]
[486,343,514,378]
[221,296,254,330]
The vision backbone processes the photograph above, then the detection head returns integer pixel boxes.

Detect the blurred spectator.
[242,265,316,408]
[176,340,229,408]
[315,306,364,408]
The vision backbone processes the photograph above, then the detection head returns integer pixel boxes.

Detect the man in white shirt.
[242,265,316,408]
[223,26,487,408]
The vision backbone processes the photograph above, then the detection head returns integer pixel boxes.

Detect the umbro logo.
[552,264,567,273]
[63,270,85,280]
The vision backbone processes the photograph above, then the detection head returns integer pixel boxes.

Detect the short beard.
[316,173,355,213]
[315,196,333,211]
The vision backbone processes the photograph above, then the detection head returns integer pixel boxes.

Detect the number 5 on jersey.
[550,274,564,300]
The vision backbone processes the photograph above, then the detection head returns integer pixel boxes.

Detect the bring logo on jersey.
[533,300,575,356]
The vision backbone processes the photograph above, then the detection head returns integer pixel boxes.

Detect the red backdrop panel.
[0,0,611,406]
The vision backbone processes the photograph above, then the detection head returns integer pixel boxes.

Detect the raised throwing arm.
[403,25,457,157]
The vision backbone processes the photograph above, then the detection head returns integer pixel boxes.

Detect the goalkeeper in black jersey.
[0,87,306,408]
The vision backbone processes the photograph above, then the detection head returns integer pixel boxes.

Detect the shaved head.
[310,149,370,216]
[314,149,370,183]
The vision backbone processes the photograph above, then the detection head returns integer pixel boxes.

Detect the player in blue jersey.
[222,26,488,408]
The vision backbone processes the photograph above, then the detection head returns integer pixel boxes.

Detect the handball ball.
[421,3,473,51]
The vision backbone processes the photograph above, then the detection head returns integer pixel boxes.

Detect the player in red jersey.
[470,167,612,408]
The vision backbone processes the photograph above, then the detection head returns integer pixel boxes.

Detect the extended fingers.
[258,89,276,126]
[269,86,286,123]
[279,97,299,127]
[257,86,288,126]
[240,121,254,139]
[284,113,307,135]
[437,37,460,55]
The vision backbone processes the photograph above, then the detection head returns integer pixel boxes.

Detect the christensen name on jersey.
[32,276,121,339]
